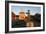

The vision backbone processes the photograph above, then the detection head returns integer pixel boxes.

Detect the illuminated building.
[19,8,26,20]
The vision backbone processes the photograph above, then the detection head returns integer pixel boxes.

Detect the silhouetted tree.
[30,13,41,27]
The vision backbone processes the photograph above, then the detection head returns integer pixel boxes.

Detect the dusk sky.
[11,6,41,15]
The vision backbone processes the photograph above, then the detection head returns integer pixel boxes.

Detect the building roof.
[19,12,25,14]
[12,12,16,17]
[16,15,19,17]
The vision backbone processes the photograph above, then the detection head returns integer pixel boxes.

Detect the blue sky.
[11,6,41,15]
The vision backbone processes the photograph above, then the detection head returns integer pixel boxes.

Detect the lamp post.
[26,10,30,21]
